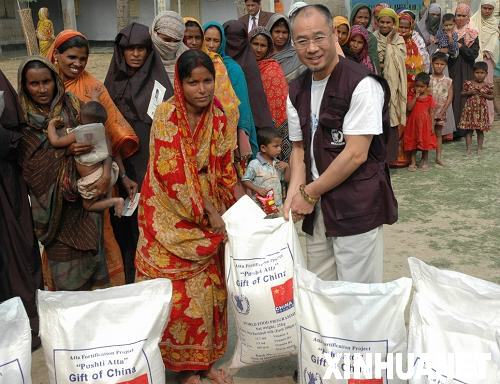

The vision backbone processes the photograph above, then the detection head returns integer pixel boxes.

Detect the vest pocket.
[331,165,382,220]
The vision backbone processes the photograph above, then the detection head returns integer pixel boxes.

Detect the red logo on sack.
[348,379,383,384]
[117,373,149,384]
[271,278,294,313]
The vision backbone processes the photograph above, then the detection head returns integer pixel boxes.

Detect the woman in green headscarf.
[350,3,381,74]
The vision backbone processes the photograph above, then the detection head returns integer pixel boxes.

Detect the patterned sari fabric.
[37,8,54,56]
[257,59,288,128]
[399,14,424,89]
[18,57,106,291]
[136,63,236,371]
[207,51,240,151]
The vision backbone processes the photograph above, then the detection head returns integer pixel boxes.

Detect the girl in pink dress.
[404,72,436,171]
[458,61,494,155]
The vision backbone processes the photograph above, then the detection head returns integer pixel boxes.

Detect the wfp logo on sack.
[271,278,294,314]
[232,294,250,315]
[304,368,323,384]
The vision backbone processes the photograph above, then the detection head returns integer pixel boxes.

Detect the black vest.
[288,57,398,237]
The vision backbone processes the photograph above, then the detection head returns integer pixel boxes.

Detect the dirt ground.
[1,52,499,383]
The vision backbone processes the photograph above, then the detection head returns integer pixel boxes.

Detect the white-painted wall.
[200,0,238,24]
[77,0,155,41]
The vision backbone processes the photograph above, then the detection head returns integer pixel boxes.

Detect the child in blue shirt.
[242,127,290,208]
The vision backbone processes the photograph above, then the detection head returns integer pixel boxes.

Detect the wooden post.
[61,0,77,29]
[116,0,129,32]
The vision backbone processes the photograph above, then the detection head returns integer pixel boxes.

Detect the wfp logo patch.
[271,278,294,314]
[304,368,323,384]
[232,294,250,315]
[330,129,345,146]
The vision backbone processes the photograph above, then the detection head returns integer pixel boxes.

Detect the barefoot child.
[404,72,436,171]
[242,127,290,210]
[458,61,494,155]
[430,52,453,166]
[47,101,125,216]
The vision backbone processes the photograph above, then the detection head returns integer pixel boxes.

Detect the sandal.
[176,371,202,384]
[202,368,233,384]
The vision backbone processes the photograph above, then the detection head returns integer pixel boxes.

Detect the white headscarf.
[150,11,189,81]
[471,0,499,63]
[288,1,309,18]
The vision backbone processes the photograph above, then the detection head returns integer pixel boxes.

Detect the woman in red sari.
[393,12,424,167]
[135,50,236,384]
[249,26,290,161]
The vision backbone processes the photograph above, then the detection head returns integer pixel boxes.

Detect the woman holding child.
[18,57,105,291]
[135,50,236,384]
[47,29,140,286]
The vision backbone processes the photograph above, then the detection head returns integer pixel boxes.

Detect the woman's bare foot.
[202,367,233,384]
[176,371,202,384]
[420,163,430,171]
[466,149,472,156]
[408,164,417,172]
[113,197,125,217]
[435,159,445,167]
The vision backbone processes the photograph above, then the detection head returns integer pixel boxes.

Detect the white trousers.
[305,205,384,283]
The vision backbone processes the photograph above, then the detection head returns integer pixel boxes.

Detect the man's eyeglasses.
[293,32,332,50]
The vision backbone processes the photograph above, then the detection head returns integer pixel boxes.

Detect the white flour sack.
[222,196,303,369]
[0,297,32,384]
[37,279,172,384]
[407,257,500,383]
[295,265,412,384]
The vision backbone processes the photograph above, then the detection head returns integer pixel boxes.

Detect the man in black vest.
[283,4,398,283]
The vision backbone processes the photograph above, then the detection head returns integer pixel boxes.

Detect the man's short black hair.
[290,4,333,28]
[257,127,281,147]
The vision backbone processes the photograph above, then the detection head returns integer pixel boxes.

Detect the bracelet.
[120,172,127,179]
[299,184,318,205]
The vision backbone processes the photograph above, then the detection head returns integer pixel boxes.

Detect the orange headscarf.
[48,30,139,159]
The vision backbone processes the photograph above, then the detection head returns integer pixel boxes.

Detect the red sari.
[392,23,424,168]
[135,65,236,371]
[257,58,288,128]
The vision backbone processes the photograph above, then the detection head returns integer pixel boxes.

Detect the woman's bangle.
[120,172,127,179]
[299,184,319,206]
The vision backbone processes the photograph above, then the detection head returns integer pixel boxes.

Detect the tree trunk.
[116,0,129,33]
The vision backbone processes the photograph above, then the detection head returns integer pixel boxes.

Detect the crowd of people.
[0,0,498,383]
